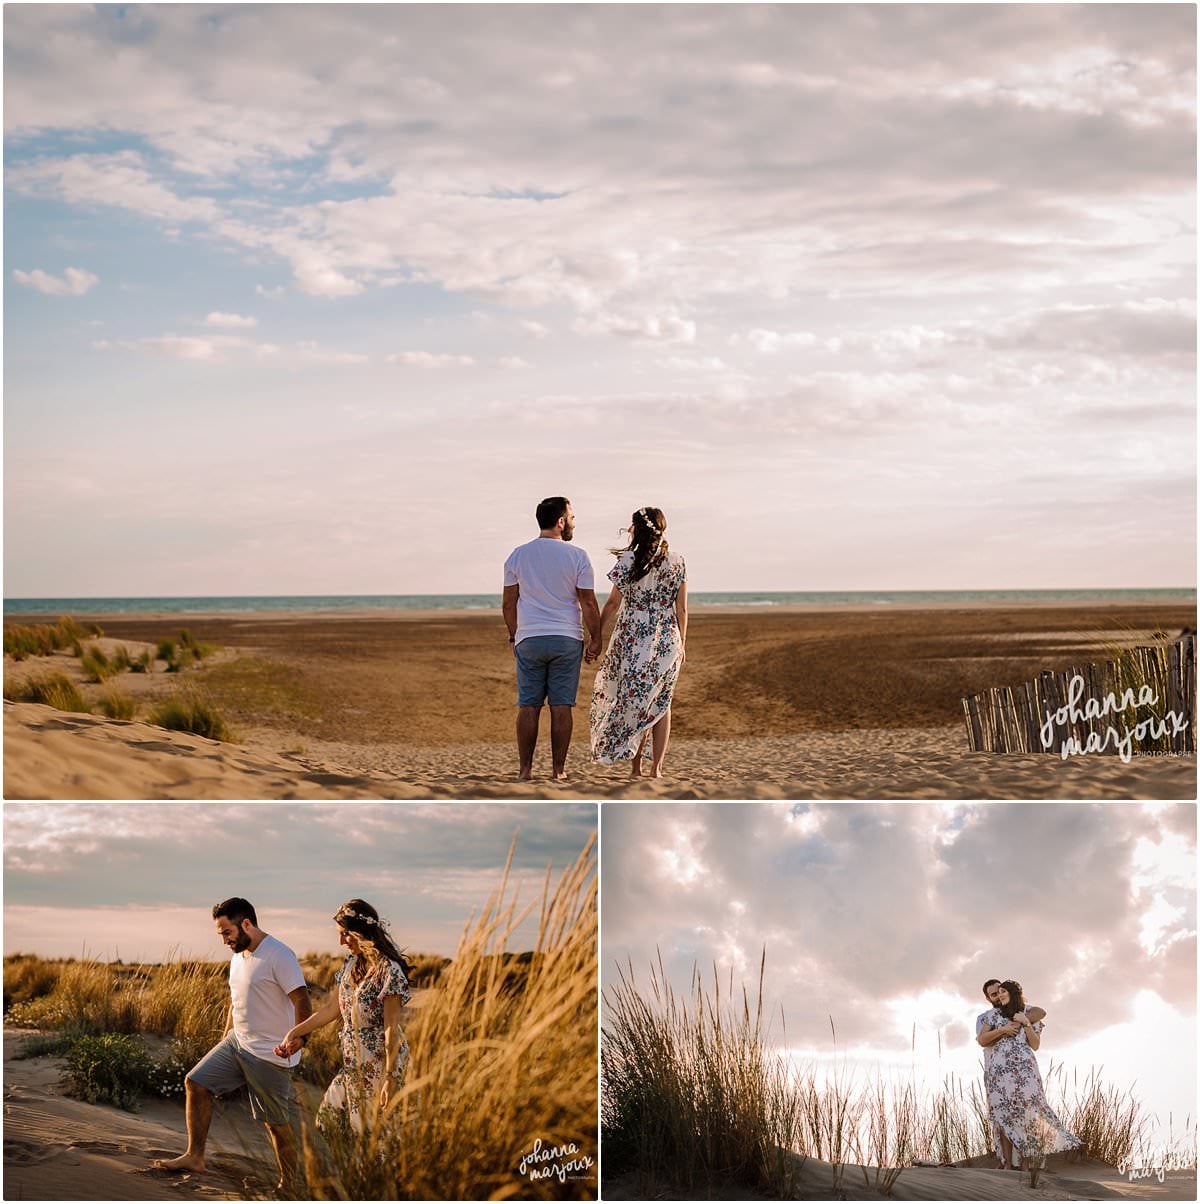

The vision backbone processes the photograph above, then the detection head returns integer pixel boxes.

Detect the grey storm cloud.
[601,803,1196,1051]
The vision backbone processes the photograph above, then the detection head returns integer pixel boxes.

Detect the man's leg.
[153,1076,214,1171]
[265,1120,299,1193]
[517,705,542,780]
[549,705,573,778]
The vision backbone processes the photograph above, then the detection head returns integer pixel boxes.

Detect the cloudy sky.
[4,4,1195,597]
[4,801,596,960]
[603,803,1197,1134]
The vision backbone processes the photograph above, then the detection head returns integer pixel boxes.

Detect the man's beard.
[231,929,251,952]
[562,524,574,541]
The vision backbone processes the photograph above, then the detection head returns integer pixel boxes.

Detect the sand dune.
[4,603,1194,799]
[604,1151,1198,1201]
[3,1028,276,1200]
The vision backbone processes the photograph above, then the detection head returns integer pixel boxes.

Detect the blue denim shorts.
[515,635,585,707]
[188,1032,294,1126]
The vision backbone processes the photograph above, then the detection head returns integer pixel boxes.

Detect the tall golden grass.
[303,834,598,1200]
[603,952,1196,1197]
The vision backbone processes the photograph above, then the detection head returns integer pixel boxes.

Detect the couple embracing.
[976,977,1081,1171]
[502,496,688,781]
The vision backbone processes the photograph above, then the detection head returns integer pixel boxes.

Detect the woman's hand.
[274,1030,303,1058]
[378,1079,391,1110]
[1012,1011,1030,1027]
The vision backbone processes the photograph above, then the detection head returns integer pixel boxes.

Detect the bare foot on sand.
[152,1153,205,1174]
[518,770,533,781]
[630,757,642,778]
[649,767,664,778]
[552,770,568,781]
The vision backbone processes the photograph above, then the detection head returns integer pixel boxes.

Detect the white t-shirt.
[503,538,595,644]
[229,933,307,1066]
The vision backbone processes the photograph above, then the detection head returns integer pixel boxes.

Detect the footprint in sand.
[4,1136,62,1165]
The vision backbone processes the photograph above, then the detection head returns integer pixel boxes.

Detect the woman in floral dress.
[590,506,687,777]
[276,899,412,1133]
[980,980,1080,1169]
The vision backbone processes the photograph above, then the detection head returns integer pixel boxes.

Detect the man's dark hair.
[213,897,257,927]
[982,978,1002,998]
[535,497,570,530]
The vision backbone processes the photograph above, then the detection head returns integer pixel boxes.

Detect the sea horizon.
[3,587,1196,616]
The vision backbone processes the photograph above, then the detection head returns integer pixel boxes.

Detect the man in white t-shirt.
[502,496,602,780]
[152,898,312,1192]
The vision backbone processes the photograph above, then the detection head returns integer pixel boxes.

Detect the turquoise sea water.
[3,589,1195,615]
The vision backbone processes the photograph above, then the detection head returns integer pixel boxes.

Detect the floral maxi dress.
[317,953,412,1133]
[980,1008,1080,1162]
[590,549,686,764]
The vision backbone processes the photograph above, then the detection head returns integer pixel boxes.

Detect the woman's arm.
[274,994,341,1056]
[675,580,688,661]
[598,584,623,642]
[1013,1012,1041,1051]
[379,994,407,1106]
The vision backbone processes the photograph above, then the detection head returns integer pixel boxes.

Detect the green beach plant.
[602,949,801,1199]
[150,693,232,741]
[97,689,137,720]
[80,646,117,683]
[4,671,89,713]
[64,1032,155,1110]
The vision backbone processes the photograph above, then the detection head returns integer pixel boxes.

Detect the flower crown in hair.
[636,507,662,535]
[336,908,381,927]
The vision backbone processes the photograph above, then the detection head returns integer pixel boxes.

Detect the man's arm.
[502,584,520,647]
[578,588,601,662]
[977,1023,1018,1047]
[223,1003,233,1038]
[289,984,313,1028]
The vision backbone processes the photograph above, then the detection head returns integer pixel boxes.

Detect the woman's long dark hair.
[610,507,668,583]
[334,899,414,984]
[998,979,1026,1019]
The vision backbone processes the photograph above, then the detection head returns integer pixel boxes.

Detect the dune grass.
[302,834,598,1201]
[97,688,137,719]
[3,616,94,660]
[150,693,233,741]
[603,949,802,1198]
[3,671,90,713]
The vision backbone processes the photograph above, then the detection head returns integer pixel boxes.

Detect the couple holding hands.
[503,496,687,781]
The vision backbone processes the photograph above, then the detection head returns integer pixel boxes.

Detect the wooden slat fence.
[962,634,1195,756]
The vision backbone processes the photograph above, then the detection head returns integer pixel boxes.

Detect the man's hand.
[585,637,601,663]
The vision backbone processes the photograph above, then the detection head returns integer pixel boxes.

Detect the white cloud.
[520,320,549,339]
[12,266,98,296]
[255,284,285,298]
[204,311,258,328]
[575,309,696,344]
[386,351,476,368]
[742,328,818,354]
[91,334,370,366]
[497,356,529,369]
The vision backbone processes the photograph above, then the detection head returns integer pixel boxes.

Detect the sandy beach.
[4,603,1195,799]
[3,1027,281,1200]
